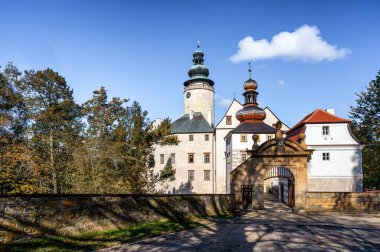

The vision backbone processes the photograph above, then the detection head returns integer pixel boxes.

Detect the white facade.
[306,123,364,192]
[214,99,243,193]
[154,132,213,193]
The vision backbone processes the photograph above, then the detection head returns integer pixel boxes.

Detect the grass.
[1,218,203,252]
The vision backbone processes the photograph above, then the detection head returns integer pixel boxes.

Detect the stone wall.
[305,192,380,212]
[0,194,234,243]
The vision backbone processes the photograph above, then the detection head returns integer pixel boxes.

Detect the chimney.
[189,110,194,120]
[326,109,335,115]
[207,110,212,126]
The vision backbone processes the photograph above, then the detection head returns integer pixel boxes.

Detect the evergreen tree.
[160,158,175,181]
[350,70,380,189]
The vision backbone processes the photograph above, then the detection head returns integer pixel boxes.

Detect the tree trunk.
[50,132,58,193]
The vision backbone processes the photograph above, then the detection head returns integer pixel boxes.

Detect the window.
[204,153,210,163]
[205,134,209,141]
[241,152,247,162]
[188,170,194,181]
[323,126,329,136]
[160,154,164,164]
[189,134,194,141]
[188,153,194,163]
[204,170,211,181]
[267,135,272,140]
[240,134,247,142]
[226,116,232,125]
[170,153,175,164]
[322,152,330,161]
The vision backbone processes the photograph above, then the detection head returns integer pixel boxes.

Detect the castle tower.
[183,45,215,127]
[236,63,266,123]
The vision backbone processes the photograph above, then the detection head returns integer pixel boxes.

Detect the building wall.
[153,132,213,194]
[305,123,364,192]
[227,133,275,170]
[214,100,242,194]
[305,192,380,212]
[184,81,214,126]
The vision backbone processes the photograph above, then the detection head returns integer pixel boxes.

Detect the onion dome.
[184,44,214,86]
[236,63,266,122]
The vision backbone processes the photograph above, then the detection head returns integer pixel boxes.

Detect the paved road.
[101,200,380,252]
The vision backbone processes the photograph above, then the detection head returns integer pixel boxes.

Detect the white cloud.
[219,98,232,107]
[277,80,285,86]
[230,25,351,62]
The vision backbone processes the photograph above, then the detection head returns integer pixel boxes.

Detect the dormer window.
[323,126,329,136]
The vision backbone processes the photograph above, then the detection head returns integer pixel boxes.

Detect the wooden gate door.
[280,183,285,203]
[288,179,295,208]
[241,185,253,211]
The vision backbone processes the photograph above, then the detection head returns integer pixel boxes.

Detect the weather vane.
[197,40,201,49]
[248,62,252,79]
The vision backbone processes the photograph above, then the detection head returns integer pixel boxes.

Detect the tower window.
[204,170,211,181]
[189,134,194,141]
[188,153,194,163]
[323,126,329,136]
[226,116,232,125]
[160,154,164,164]
[205,134,209,141]
[241,134,247,142]
[322,152,330,161]
[204,153,210,163]
[188,170,194,181]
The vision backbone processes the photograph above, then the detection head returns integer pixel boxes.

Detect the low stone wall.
[0,194,234,243]
[305,192,380,212]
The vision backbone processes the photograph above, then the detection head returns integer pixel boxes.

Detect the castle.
[153,46,364,196]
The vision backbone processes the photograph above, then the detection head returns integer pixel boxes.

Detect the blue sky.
[1,0,379,127]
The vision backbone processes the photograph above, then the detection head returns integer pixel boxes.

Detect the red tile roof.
[286,109,350,140]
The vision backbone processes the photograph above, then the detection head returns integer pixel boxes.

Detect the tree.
[160,158,175,181]
[152,117,179,146]
[73,87,130,193]
[350,70,380,189]
[0,63,38,193]
[20,68,82,193]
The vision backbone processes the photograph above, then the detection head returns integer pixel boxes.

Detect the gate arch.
[230,125,313,210]
[264,166,295,207]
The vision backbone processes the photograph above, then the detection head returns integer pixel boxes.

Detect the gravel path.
[100,200,380,252]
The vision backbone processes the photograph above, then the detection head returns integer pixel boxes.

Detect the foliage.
[350,70,380,189]
[0,64,38,193]
[19,68,82,193]
[153,117,180,146]
[160,158,176,181]
[0,63,179,194]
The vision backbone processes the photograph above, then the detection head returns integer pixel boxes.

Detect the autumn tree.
[20,68,82,193]
[350,70,380,189]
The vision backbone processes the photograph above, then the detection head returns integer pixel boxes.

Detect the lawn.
[1,219,203,252]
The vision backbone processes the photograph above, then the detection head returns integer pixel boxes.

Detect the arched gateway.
[230,122,313,210]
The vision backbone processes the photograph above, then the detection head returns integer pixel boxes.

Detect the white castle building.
[153,47,364,194]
